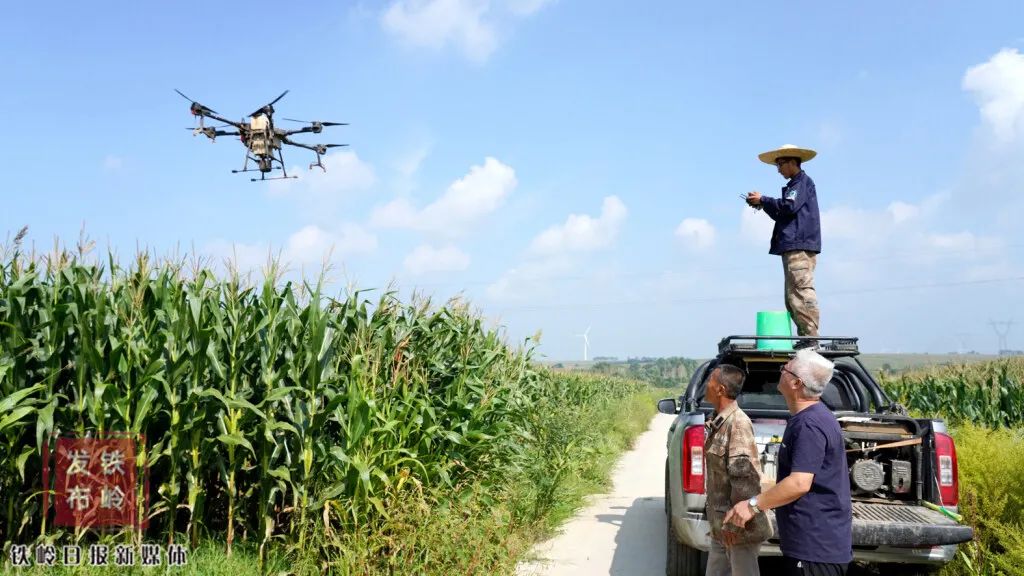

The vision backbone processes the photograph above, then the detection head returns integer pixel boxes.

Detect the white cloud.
[739,193,937,252]
[283,223,378,265]
[530,196,627,255]
[382,0,498,63]
[403,244,471,275]
[370,156,517,237]
[268,151,377,208]
[822,206,883,242]
[380,0,553,63]
[674,218,716,250]
[204,223,378,274]
[370,198,419,229]
[887,201,920,224]
[486,196,627,304]
[925,231,1003,253]
[963,48,1024,143]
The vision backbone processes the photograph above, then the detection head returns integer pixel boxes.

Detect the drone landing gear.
[230,166,296,181]
[251,174,298,182]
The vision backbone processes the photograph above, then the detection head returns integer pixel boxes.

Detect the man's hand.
[724,500,755,529]
[746,191,762,206]
[721,527,740,547]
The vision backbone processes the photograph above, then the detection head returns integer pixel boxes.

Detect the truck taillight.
[934,432,959,507]
[682,425,705,494]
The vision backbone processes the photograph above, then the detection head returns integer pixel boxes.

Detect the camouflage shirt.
[704,402,773,544]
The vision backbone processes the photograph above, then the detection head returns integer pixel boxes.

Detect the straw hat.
[758,144,817,165]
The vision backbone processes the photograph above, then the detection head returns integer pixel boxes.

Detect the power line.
[492,275,1024,312]
[396,242,1024,291]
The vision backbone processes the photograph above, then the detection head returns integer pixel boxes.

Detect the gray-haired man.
[704,364,771,575]
[724,350,852,576]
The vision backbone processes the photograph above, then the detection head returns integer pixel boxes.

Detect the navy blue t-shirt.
[776,402,852,564]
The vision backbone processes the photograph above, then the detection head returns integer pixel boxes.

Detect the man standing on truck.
[703,364,772,575]
[745,144,821,349]
[723,349,852,576]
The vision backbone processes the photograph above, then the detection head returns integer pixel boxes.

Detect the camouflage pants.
[707,539,761,576]
[782,250,819,337]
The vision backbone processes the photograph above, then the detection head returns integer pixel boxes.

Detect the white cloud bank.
[529,196,627,255]
[963,48,1024,143]
[371,156,517,238]
[380,0,554,63]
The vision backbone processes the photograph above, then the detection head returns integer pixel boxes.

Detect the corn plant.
[0,237,651,571]
[880,359,1024,428]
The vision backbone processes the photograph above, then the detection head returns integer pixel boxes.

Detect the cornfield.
[879,358,1024,428]
[0,238,647,569]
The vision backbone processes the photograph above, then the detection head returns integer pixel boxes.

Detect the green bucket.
[756,311,793,350]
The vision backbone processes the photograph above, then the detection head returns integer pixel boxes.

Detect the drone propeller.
[174,89,217,114]
[249,90,289,117]
[282,118,348,126]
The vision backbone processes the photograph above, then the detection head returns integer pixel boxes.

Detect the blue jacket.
[761,170,821,256]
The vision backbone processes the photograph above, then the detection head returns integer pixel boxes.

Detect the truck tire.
[665,498,706,576]
[664,461,669,514]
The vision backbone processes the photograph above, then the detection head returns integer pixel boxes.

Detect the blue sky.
[2,1,1023,360]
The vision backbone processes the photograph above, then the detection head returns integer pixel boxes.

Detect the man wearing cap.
[746,145,821,349]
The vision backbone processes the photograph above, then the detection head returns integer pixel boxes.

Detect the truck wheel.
[665,499,706,576]
[664,461,669,514]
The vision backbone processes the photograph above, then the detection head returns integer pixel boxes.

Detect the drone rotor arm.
[281,139,317,152]
[197,111,243,128]
[281,127,317,136]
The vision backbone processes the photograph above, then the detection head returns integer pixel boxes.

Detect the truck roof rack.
[716,335,860,357]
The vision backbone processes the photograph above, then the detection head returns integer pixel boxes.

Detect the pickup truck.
[658,335,974,576]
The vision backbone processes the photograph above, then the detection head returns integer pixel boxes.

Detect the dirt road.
[516,413,675,576]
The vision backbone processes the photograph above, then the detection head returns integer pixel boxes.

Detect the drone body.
[176,89,348,181]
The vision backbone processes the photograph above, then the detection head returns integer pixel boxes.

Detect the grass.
[10,540,290,575]
[939,425,1024,576]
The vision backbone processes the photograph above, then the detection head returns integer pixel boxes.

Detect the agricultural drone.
[176,89,347,181]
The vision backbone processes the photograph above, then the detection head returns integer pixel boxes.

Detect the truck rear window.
[699,361,862,412]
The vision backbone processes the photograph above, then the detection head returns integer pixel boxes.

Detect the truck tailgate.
[849,502,973,546]
[765,502,973,547]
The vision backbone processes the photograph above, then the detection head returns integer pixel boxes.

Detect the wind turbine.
[576,326,592,361]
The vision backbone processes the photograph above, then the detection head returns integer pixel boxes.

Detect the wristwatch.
[747,496,761,515]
